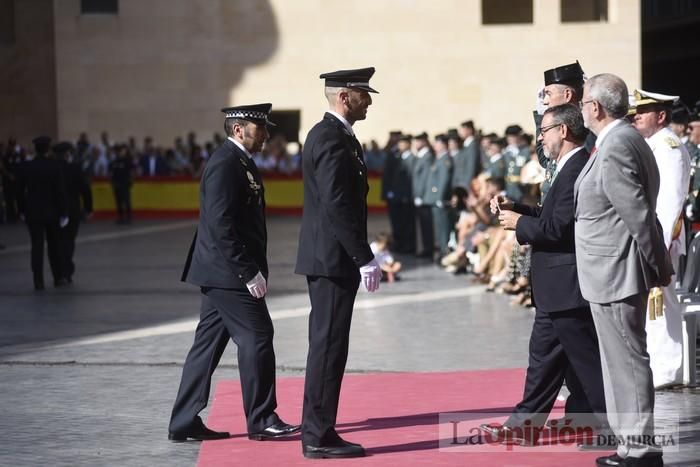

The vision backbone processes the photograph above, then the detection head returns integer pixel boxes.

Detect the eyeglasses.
[579,99,595,109]
[540,123,562,136]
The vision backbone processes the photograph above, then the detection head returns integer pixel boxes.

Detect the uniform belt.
[505,176,521,183]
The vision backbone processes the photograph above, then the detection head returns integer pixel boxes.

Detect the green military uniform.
[412,143,434,257]
[504,145,528,202]
[686,140,700,220]
[424,151,453,257]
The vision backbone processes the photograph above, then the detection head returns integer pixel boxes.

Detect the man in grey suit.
[575,74,672,467]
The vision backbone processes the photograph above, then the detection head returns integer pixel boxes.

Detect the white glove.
[59,216,69,228]
[436,200,444,208]
[535,86,547,115]
[359,259,381,293]
[414,197,423,207]
[246,271,267,299]
[387,191,395,199]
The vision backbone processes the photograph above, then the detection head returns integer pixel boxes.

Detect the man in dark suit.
[480,104,606,445]
[54,142,93,283]
[16,136,68,290]
[169,104,299,443]
[138,138,169,176]
[295,67,382,459]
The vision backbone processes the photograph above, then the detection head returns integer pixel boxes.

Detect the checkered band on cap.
[225,110,267,119]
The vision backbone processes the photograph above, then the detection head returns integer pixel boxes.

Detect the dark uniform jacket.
[382,150,414,203]
[182,139,267,288]
[512,147,589,312]
[61,160,93,219]
[295,113,373,278]
[17,156,67,222]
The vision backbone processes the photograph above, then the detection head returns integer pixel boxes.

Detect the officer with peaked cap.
[632,89,691,389]
[53,142,92,283]
[534,61,595,201]
[169,103,300,443]
[295,67,381,459]
[16,136,68,290]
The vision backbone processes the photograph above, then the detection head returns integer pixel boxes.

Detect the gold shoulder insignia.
[665,137,679,149]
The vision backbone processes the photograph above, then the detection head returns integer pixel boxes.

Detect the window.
[0,0,15,45]
[561,0,607,22]
[482,0,533,25]
[81,0,118,14]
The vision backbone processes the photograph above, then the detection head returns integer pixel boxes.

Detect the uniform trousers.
[507,306,606,430]
[112,183,132,222]
[302,274,360,445]
[60,217,81,279]
[416,205,434,256]
[169,287,279,434]
[590,293,660,459]
[27,220,62,287]
[387,201,415,254]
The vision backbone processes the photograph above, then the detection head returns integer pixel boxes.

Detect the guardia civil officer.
[54,142,93,283]
[169,104,300,443]
[295,67,382,459]
[16,136,68,290]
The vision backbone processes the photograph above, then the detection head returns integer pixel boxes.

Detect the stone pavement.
[0,217,698,466]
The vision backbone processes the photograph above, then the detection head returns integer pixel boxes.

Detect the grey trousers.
[590,293,661,458]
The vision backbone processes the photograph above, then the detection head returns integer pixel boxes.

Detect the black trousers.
[431,205,450,256]
[416,205,433,256]
[507,306,606,429]
[387,201,415,253]
[169,287,279,434]
[27,220,62,287]
[60,217,80,279]
[112,183,132,221]
[302,274,360,445]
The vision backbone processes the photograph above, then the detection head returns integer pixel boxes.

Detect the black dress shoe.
[478,423,537,446]
[302,438,365,459]
[596,454,624,466]
[54,278,70,287]
[168,423,230,442]
[248,421,301,440]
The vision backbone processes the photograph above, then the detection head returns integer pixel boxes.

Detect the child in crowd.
[370,232,402,283]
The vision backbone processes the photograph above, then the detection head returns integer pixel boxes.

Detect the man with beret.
[412,132,435,258]
[295,67,382,459]
[53,142,93,284]
[16,136,68,290]
[424,134,453,260]
[632,89,691,389]
[382,133,416,254]
[534,61,595,201]
[169,104,300,443]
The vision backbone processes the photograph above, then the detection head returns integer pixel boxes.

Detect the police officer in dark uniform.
[2,138,24,223]
[16,136,68,290]
[424,134,453,259]
[54,142,93,283]
[382,133,416,253]
[108,144,135,224]
[295,68,382,459]
[169,104,300,443]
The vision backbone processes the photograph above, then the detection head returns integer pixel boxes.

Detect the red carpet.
[197,370,608,466]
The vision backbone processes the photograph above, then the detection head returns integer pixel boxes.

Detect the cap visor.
[352,85,379,94]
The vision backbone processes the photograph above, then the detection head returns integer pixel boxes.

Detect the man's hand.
[246,271,267,299]
[414,197,423,207]
[489,195,514,215]
[59,216,69,228]
[498,210,522,231]
[359,259,381,293]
